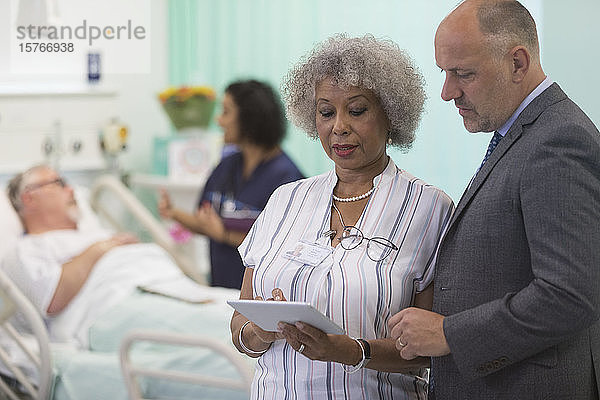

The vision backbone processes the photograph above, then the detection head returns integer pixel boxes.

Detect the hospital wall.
[0,0,170,181]
[166,0,600,203]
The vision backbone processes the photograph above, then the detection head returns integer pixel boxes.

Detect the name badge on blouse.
[283,240,332,266]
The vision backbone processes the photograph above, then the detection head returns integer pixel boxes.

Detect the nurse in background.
[159,80,304,289]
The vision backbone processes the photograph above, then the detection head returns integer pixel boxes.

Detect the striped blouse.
[239,158,454,400]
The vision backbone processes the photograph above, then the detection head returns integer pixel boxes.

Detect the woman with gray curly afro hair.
[282,33,426,149]
[232,33,454,400]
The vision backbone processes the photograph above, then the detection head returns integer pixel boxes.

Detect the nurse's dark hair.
[225,80,286,149]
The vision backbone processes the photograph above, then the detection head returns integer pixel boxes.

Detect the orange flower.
[158,86,216,104]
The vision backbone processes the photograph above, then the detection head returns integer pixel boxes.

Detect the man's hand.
[95,233,139,255]
[47,232,139,315]
[388,307,450,360]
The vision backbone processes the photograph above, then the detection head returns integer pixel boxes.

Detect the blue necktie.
[428,374,436,399]
[467,131,503,190]
[480,131,502,169]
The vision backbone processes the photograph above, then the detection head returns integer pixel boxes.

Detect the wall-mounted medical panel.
[0,87,118,174]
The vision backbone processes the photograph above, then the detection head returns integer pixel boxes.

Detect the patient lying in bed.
[2,165,232,349]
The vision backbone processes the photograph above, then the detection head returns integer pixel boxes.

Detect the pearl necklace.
[332,187,375,202]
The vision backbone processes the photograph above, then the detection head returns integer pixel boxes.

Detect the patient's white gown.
[2,228,184,347]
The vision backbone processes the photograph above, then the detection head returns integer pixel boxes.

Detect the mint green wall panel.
[542,0,600,128]
[167,0,598,204]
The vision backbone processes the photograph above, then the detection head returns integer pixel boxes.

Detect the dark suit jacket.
[432,83,600,399]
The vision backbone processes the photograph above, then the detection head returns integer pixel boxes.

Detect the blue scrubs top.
[199,150,303,289]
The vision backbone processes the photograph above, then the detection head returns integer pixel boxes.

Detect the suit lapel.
[446,83,567,230]
[448,127,521,227]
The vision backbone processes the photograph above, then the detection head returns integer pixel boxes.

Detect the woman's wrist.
[350,337,365,366]
[336,336,362,366]
[239,320,270,355]
[341,337,368,374]
[168,208,181,222]
[221,229,229,244]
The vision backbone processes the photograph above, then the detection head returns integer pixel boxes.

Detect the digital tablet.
[227,300,345,335]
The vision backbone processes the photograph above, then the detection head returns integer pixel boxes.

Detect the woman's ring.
[397,339,407,347]
[298,343,305,354]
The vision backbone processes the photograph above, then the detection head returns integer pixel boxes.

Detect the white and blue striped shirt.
[240,158,454,399]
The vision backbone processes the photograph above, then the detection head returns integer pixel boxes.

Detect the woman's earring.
[387,137,393,145]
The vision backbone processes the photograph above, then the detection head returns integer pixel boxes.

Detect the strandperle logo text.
[16,19,146,46]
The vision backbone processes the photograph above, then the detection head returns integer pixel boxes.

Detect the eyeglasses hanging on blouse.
[338,225,398,262]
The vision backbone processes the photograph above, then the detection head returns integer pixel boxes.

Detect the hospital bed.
[0,174,254,399]
[89,175,206,285]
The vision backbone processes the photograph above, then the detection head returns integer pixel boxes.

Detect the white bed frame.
[89,175,206,285]
[120,330,254,400]
[0,174,253,399]
[0,267,52,400]
[1,268,254,399]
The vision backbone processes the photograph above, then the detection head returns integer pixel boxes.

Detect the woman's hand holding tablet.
[227,299,345,335]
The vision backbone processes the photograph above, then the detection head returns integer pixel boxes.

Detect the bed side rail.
[120,329,254,400]
[89,175,207,285]
[0,268,52,400]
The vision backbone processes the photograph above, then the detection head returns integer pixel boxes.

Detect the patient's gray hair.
[7,165,47,213]
[281,33,426,150]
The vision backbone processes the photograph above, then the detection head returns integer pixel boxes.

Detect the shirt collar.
[497,76,553,137]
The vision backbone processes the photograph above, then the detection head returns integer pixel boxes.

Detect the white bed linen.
[1,230,183,347]
[0,185,23,261]
[50,287,250,400]
[0,181,253,399]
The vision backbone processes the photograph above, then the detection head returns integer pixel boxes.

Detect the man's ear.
[20,191,33,209]
[511,46,530,83]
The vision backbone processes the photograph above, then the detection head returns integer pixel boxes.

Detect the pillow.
[0,185,104,261]
[0,188,24,261]
[73,186,105,232]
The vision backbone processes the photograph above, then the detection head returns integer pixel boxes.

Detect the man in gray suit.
[388,0,600,398]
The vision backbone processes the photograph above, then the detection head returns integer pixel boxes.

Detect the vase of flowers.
[159,86,217,131]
